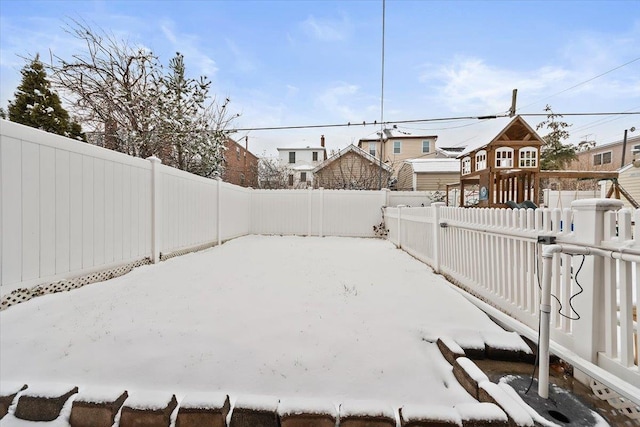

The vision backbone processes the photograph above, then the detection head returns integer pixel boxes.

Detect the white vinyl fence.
[385,201,640,405]
[1,121,387,295]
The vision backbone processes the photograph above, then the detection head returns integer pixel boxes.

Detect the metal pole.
[621,129,628,168]
[378,0,386,190]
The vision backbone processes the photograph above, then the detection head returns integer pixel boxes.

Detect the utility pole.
[509,89,518,117]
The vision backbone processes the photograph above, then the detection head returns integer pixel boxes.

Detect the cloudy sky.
[1,0,639,157]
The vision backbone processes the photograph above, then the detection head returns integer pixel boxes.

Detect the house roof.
[458,115,543,158]
[277,147,326,151]
[404,158,460,173]
[312,144,393,173]
[358,129,438,143]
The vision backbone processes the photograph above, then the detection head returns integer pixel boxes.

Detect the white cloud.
[300,14,350,42]
[317,82,361,120]
[421,57,569,114]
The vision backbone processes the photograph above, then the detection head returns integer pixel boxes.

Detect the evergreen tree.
[536,105,576,170]
[7,55,85,140]
[154,52,227,177]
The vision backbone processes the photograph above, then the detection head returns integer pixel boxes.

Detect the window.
[495,147,514,168]
[312,151,318,161]
[462,157,471,175]
[518,147,537,168]
[369,142,376,157]
[422,140,430,153]
[475,150,487,171]
[240,173,245,186]
[300,172,307,182]
[393,141,401,154]
[593,151,612,166]
[289,152,296,163]
[288,174,294,186]
[236,147,240,160]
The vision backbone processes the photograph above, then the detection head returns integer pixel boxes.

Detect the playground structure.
[446,116,638,209]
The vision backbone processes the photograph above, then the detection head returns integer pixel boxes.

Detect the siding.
[415,172,460,191]
[618,165,640,209]
[396,163,414,190]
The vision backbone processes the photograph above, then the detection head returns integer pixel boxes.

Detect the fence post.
[432,202,445,274]
[216,176,222,246]
[146,156,161,263]
[319,187,324,238]
[308,187,313,237]
[569,198,623,381]
[397,205,405,249]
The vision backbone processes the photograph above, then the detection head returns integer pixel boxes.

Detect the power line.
[516,56,640,112]
[229,111,638,133]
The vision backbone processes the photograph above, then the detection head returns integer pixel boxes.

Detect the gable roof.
[458,115,543,158]
[404,158,460,173]
[312,144,393,173]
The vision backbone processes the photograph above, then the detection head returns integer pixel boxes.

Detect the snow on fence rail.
[1,121,386,295]
[385,201,640,405]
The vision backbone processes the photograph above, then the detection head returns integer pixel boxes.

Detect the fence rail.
[385,201,640,404]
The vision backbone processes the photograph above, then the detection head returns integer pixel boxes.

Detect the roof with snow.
[458,116,542,158]
[403,158,460,173]
[358,128,438,143]
[277,147,326,151]
[312,144,393,173]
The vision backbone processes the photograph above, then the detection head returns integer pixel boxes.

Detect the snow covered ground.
[0,236,531,410]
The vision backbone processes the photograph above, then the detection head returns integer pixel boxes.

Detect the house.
[357,128,438,176]
[277,135,328,188]
[568,134,640,171]
[457,116,544,208]
[222,136,259,187]
[396,158,461,191]
[312,144,393,190]
[618,162,640,209]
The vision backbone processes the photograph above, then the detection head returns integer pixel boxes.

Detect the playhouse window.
[462,157,471,175]
[495,148,514,168]
[475,150,487,170]
[519,147,537,168]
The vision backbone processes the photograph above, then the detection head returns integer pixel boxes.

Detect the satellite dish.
[633,158,640,168]
[630,127,636,132]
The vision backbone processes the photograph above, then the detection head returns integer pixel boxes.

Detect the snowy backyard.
[0,235,532,410]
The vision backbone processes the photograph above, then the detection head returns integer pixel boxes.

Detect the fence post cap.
[146,155,162,163]
[570,198,624,211]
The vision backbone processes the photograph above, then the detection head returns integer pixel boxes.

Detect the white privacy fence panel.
[158,164,219,255]
[1,121,152,293]
[251,189,385,238]
[321,190,385,237]
[220,182,251,241]
[386,191,432,207]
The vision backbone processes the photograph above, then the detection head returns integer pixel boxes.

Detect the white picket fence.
[385,202,640,405]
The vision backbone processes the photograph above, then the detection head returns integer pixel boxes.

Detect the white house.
[277,136,327,188]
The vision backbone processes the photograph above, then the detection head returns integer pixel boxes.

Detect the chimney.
[321,135,325,147]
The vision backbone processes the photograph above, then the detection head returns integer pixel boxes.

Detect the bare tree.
[47,20,237,177]
[48,20,160,158]
[258,157,292,189]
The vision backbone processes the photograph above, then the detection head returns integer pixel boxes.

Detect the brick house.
[222,136,259,187]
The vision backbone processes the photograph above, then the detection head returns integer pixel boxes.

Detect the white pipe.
[538,247,558,399]
[537,243,640,399]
